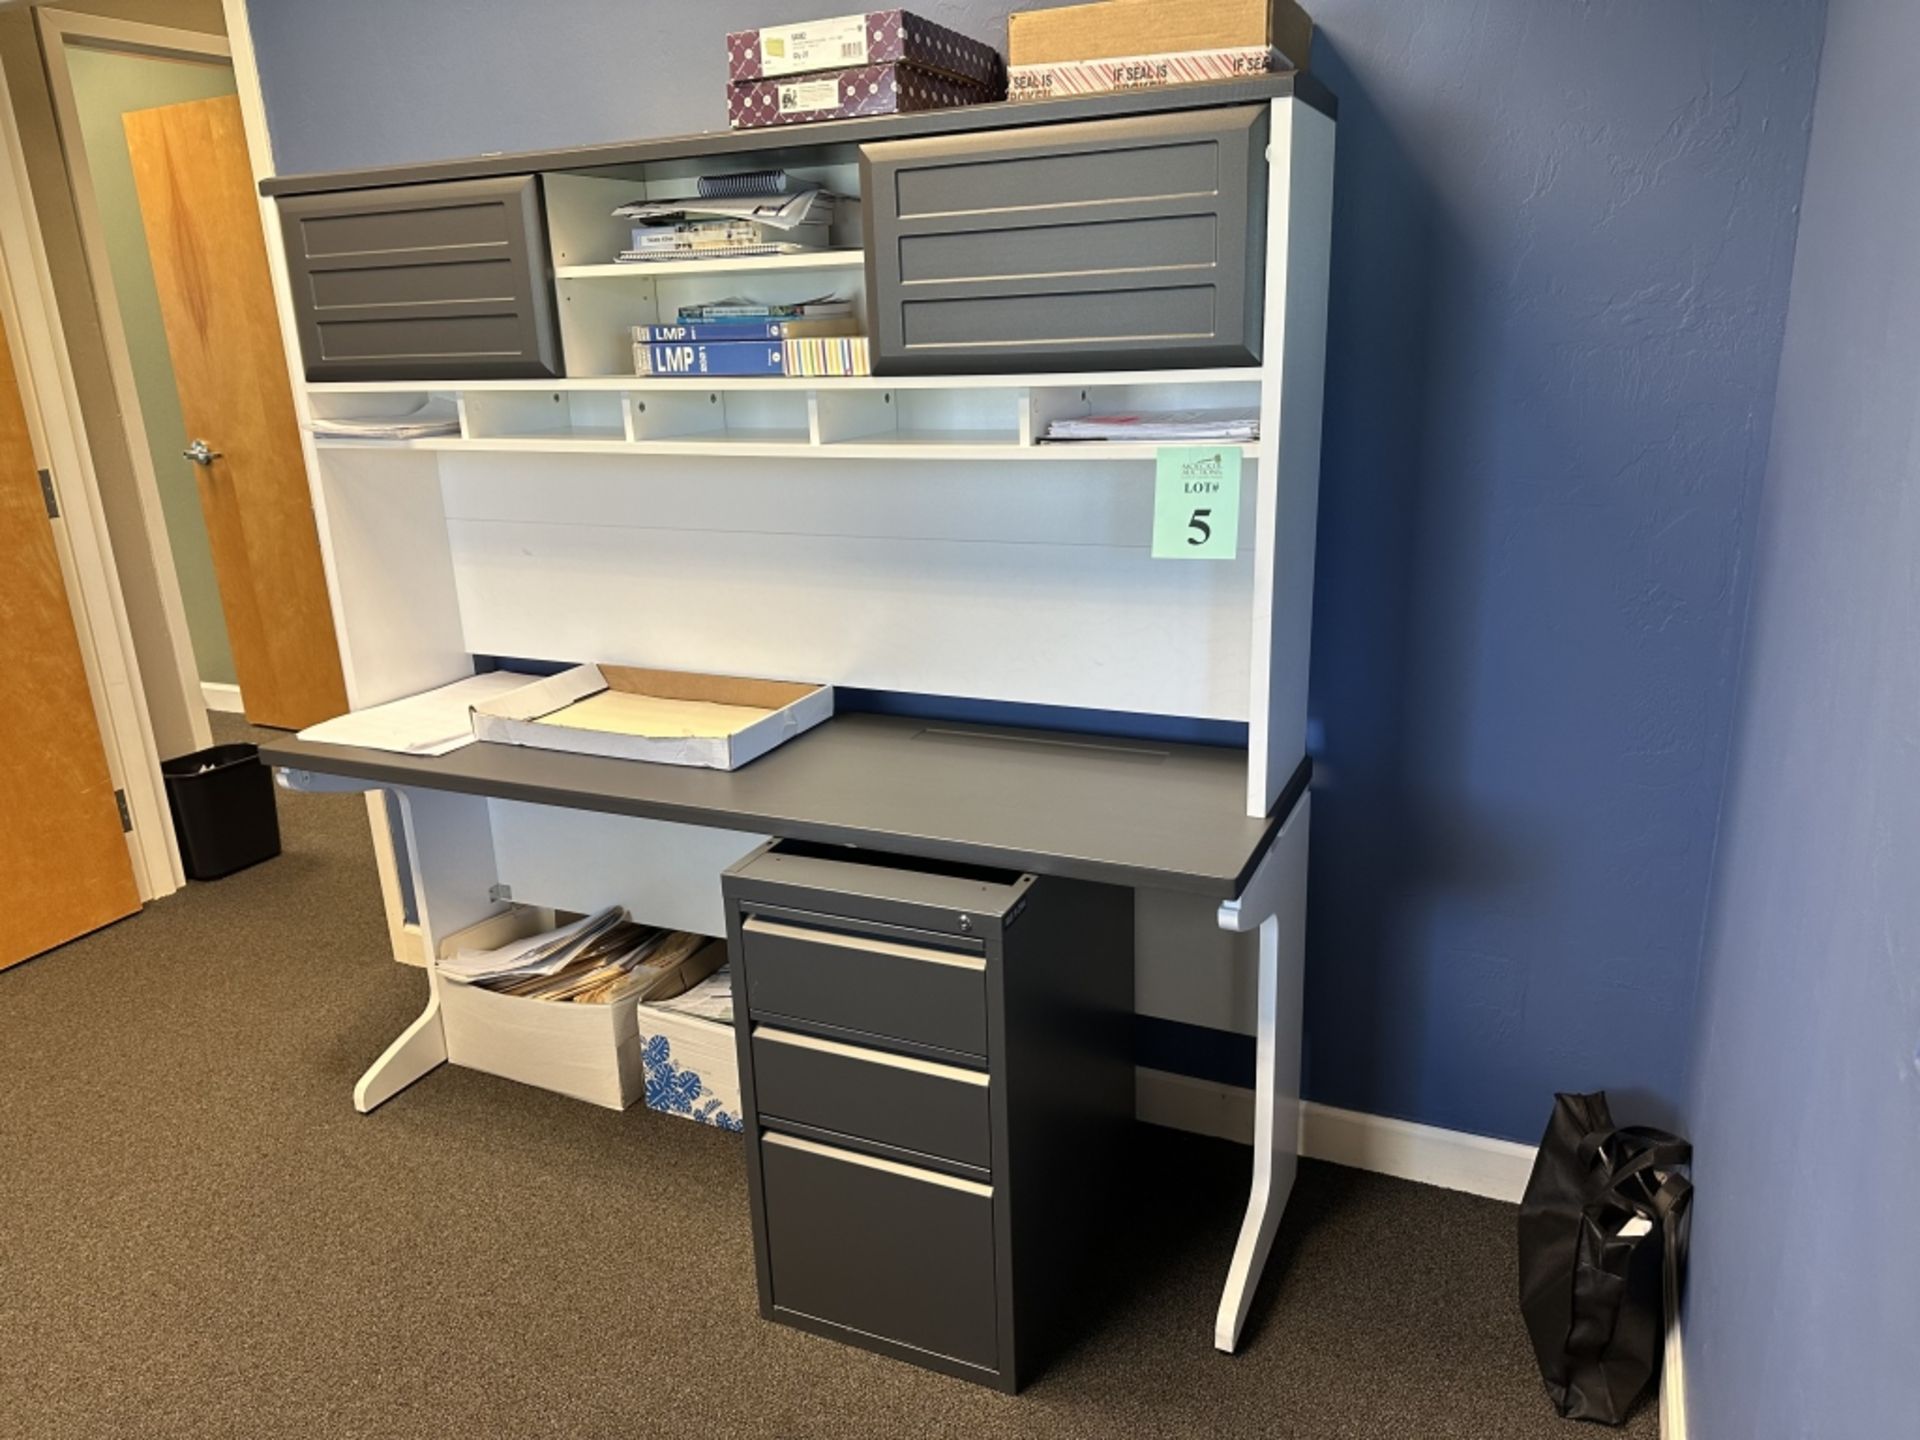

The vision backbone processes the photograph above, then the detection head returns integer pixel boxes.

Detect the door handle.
[182,439,223,466]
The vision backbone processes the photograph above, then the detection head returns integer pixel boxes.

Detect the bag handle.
[1593,1162,1694,1227]
[1578,1124,1689,1169]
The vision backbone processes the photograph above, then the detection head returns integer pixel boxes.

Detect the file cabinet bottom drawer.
[760,1133,998,1372]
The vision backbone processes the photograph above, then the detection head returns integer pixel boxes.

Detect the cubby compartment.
[544,165,869,380]
[626,386,812,446]
[305,388,464,448]
[461,389,626,443]
[812,385,1024,449]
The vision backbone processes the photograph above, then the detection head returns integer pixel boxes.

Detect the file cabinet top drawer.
[725,843,1034,940]
[739,915,989,1060]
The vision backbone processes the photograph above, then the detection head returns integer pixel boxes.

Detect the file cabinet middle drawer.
[740,916,988,1060]
[752,1026,991,1170]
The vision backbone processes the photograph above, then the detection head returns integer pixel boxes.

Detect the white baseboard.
[1660,1205,1689,1439]
[200,681,245,714]
[1134,1068,1538,1204]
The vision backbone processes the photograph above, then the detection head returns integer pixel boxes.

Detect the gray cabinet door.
[862,104,1269,373]
[278,175,561,380]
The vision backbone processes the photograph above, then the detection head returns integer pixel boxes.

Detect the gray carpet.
[0,717,1653,1439]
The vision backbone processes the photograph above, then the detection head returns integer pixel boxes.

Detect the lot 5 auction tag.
[1152,446,1241,559]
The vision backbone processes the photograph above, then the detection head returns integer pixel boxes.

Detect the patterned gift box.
[728,63,996,130]
[727,10,1004,90]
[638,1008,743,1131]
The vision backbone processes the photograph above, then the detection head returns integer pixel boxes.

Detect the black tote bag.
[1517,1092,1692,1424]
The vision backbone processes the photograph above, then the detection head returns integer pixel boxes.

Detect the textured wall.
[1683,0,1920,1432]
[245,0,1826,1141]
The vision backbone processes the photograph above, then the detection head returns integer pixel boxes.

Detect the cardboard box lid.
[1008,0,1313,70]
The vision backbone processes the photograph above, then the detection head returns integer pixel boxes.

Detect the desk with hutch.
[252,72,1335,1390]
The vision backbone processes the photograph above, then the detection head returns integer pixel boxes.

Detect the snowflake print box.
[727,11,1005,90]
[638,1005,743,1131]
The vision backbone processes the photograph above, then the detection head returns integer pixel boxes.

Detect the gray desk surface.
[261,714,1302,897]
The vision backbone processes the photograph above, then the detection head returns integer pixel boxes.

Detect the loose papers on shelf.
[295,672,534,757]
[1044,407,1261,442]
[612,186,834,231]
[612,187,838,262]
[440,907,723,1005]
[307,398,461,442]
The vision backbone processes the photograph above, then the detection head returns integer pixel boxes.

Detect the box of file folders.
[434,907,727,1109]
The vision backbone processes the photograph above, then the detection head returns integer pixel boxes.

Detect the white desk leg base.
[352,991,447,1114]
[347,786,497,1114]
[1213,793,1310,1353]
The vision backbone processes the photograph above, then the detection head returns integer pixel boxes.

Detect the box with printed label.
[1010,45,1279,103]
[728,64,994,130]
[727,10,1004,90]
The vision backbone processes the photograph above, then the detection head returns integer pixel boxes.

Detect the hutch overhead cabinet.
[255,72,1335,1386]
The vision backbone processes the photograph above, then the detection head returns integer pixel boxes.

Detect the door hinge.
[114,789,133,832]
[488,883,513,903]
[38,468,59,519]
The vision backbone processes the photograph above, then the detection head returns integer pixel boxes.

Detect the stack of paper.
[296,672,535,756]
[1044,407,1261,442]
[612,187,837,262]
[441,908,723,1005]
[645,967,735,1025]
[307,398,461,441]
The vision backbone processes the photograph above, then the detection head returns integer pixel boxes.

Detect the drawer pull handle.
[754,1026,990,1086]
[744,916,986,973]
[764,1131,993,1197]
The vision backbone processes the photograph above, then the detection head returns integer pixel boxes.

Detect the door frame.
[0,0,425,956]
[217,0,426,966]
[36,7,234,726]
[0,53,179,898]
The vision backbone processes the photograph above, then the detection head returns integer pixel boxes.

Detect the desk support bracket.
[279,771,506,1113]
[1212,790,1311,1353]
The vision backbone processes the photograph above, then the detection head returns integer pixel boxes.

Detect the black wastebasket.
[161,743,282,880]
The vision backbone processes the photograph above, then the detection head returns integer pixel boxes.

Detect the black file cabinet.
[723,841,1134,1391]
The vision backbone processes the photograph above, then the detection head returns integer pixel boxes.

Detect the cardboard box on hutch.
[1007,0,1314,71]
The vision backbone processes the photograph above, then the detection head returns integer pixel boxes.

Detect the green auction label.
[1152,446,1241,559]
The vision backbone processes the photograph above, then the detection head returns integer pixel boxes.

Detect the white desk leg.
[351,786,501,1114]
[1213,792,1311,1352]
[353,981,447,1113]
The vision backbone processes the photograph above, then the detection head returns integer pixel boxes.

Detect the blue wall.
[1683,0,1920,1432]
[247,0,1826,1143]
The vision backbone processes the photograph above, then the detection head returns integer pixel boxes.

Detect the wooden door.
[0,311,141,968]
[124,94,346,730]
